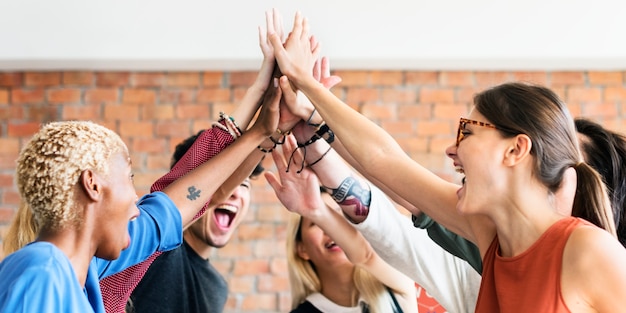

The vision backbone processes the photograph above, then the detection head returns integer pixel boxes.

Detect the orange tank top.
[475,217,589,313]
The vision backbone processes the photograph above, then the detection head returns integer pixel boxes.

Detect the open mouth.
[325,241,338,249]
[214,205,237,228]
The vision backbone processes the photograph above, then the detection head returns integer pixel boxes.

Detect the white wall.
[1,0,625,71]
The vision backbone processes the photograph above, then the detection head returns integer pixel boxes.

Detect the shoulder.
[1,242,71,279]
[0,245,75,309]
[562,224,626,309]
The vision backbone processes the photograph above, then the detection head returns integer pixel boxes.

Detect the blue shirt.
[0,192,182,313]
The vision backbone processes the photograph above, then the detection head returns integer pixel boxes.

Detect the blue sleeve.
[94,191,183,277]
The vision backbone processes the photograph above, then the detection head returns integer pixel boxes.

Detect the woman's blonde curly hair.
[16,121,126,232]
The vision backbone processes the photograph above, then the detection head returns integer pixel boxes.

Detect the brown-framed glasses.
[456,117,498,147]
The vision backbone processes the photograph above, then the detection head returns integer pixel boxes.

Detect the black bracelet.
[306,109,322,127]
[308,146,332,167]
[299,123,335,147]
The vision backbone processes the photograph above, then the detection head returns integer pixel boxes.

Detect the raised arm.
[163,86,280,225]
[266,134,417,313]
[269,12,478,243]
[151,9,286,224]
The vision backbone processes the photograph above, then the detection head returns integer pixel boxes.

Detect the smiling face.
[445,110,513,215]
[185,178,252,249]
[295,194,353,273]
[94,149,140,260]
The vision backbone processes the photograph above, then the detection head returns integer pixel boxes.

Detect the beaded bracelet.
[257,141,277,153]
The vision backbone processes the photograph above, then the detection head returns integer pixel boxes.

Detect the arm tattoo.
[186,186,201,201]
[330,177,371,217]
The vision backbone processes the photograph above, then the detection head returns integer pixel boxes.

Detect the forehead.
[467,108,487,122]
[109,149,132,170]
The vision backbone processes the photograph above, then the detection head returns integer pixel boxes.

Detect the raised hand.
[249,81,281,137]
[254,8,285,92]
[265,134,326,218]
[268,11,319,88]
[279,56,341,122]
[314,57,342,89]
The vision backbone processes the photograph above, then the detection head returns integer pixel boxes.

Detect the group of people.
[1,8,626,313]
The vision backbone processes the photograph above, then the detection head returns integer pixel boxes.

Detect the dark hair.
[171,130,264,177]
[576,118,626,246]
[474,82,615,236]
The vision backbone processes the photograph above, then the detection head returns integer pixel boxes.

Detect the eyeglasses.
[456,117,498,147]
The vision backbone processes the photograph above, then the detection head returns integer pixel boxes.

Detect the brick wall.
[0,70,625,312]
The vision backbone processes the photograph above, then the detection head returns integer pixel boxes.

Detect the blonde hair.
[2,201,38,258]
[286,213,395,313]
[16,121,126,232]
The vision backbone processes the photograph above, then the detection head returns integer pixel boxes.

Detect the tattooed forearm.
[186,186,201,201]
[330,177,371,216]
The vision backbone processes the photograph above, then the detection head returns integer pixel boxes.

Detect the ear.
[503,134,532,167]
[296,242,310,261]
[79,169,102,202]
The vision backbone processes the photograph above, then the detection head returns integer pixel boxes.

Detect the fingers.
[279,75,296,101]
[290,11,303,40]
[321,57,330,78]
[310,35,321,60]
[265,10,275,35]
[283,134,305,167]
[264,171,282,193]
[301,17,310,40]
[273,8,284,41]
[313,58,321,81]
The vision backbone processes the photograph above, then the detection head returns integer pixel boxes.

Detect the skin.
[38,149,140,286]
[268,12,626,312]
[184,178,252,257]
[266,135,417,313]
[297,213,358,307]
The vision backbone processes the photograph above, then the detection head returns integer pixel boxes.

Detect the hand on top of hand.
[254,8,285,94]
[268,11,319,88]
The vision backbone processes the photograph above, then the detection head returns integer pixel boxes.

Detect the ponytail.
[3,201,38,258]
[572,162,616,237]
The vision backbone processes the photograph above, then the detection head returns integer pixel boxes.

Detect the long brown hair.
[474,82,615,236]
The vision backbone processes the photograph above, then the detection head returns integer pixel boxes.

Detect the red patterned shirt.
[100,122,235,313]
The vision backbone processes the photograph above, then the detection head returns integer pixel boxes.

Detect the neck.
[491,178,566,257]
[38,227,93,286]
[183,231,213,259]
[317,264,358,307]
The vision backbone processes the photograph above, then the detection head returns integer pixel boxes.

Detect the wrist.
[257,137,277,153]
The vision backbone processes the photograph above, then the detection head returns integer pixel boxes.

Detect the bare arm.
[265,135,417,313]
[269,12,483,243]
[162,85,280,225]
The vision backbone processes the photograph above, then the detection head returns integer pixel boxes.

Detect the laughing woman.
[267,136,417,313]
[268,11,626,312]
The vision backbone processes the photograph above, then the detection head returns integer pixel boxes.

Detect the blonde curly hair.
[16,121,126,232]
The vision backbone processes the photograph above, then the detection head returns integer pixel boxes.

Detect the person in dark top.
[128,131,264,313]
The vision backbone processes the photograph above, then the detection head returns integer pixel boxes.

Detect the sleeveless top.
[475,217,589,313]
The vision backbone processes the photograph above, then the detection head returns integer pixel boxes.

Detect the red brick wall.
[0,70,625,312]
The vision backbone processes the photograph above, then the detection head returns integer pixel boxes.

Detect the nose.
[445,141,458,160]
[229,185,246,200]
